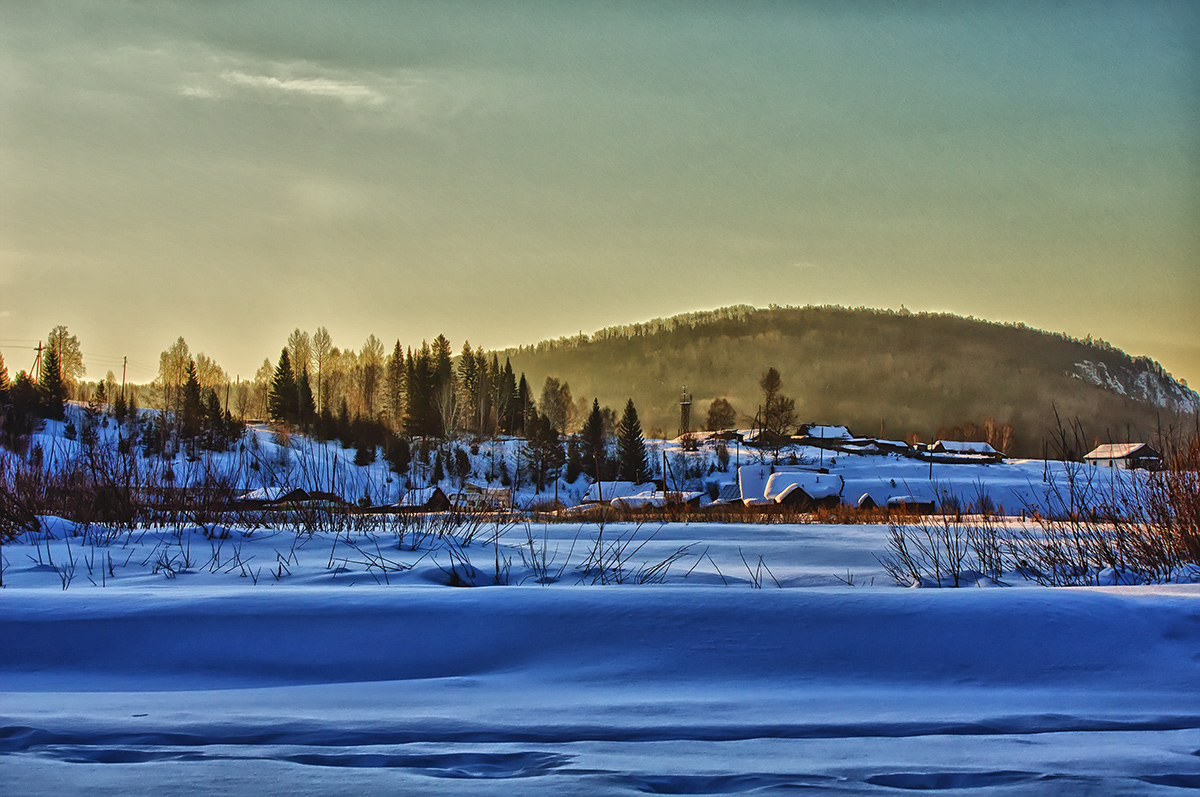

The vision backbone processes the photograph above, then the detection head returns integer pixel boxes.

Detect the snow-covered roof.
[583,481,655,503]
[716,482,741,502]
[737,466,842,505]
[241,486,308,502]
[932,441,1000,455]
[1084,443,1153,460]
[672,431,717,444]
[804,425,852,439]
[397,487,445,507]
[610,490,704,509]
[763,471,842,503]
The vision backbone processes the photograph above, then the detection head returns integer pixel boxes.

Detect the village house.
[1083,443,1162,471]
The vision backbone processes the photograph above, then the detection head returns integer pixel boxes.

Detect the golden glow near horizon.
[1,1,1197,385]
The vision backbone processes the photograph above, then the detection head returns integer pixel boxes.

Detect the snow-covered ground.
[4,412,1198,793]
[3,517,1199,794]
[16,405,1149,518]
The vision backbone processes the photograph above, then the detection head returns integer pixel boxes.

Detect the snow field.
[3,519,1200,794]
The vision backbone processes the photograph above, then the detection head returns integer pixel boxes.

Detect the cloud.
[219,69,387,107]
[180,85,218,99]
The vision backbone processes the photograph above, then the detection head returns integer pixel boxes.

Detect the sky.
[2,0,1198,387]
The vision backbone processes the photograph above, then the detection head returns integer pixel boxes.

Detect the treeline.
[5,306,1195,466]
[0,328,243,461]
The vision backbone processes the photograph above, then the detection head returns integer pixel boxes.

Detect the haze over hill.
[504,306,1199,457]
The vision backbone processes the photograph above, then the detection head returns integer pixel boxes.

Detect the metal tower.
[678,386,692,438]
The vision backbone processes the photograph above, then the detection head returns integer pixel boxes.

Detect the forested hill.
[504,305,1199,457]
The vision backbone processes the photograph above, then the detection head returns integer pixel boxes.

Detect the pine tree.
[297,366,316,430]
[565,434,582,483]
[114,391,128,425]
[337,399,352,448]
[616,398,650,483]
[4,371,39,452]
[201,388,223,449]
[579,398,606,481]
[0,353,10,408]
[515,373,532,436]
[457,341,478,435]
[431,334,456,437]
[180,360,203,443]
[384,341,405,431]
[354,428,377,466]
[268,349,298,425]
[315,403,335,442]
[404,342,438,438]
[385,433,411,475]
[524,410,564,492]
[39,344,67,421]
[496,358,516,434]
[90,379,107,412]
[470,348,484,436]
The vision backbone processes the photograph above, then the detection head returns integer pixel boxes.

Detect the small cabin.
[1084,443,1162,471]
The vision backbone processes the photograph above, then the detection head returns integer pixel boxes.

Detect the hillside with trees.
[503,305,1199,457]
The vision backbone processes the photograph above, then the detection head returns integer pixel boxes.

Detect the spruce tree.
[457,341,478,436]
[496,358,516,433]
[114,391,128,425]
[316,404,335,442]
[180,360,203,442]
[39,344,67,420]
[616,398,650,483]
[565,434,582,483]
[5,371,40,452]
[579,398,606,481]
[515,373,533,437]
[268,349,298,425]
[202,388,223,450]
[297,366,316,430]
[384,341,405,431]
[337,399,352,448]
[385,433,411,475]
[524,410,564,493]
[0,353,10,408]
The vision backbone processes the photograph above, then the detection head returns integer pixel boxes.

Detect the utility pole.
[121,356,127,400]
[31,342,44,383]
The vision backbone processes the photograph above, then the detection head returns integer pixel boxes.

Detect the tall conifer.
[39,344,67,420]
[268,349,298,425]
[579,398,606,481]
[616,398,650,483]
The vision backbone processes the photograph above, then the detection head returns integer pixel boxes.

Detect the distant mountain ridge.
[504,305,1198,457]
